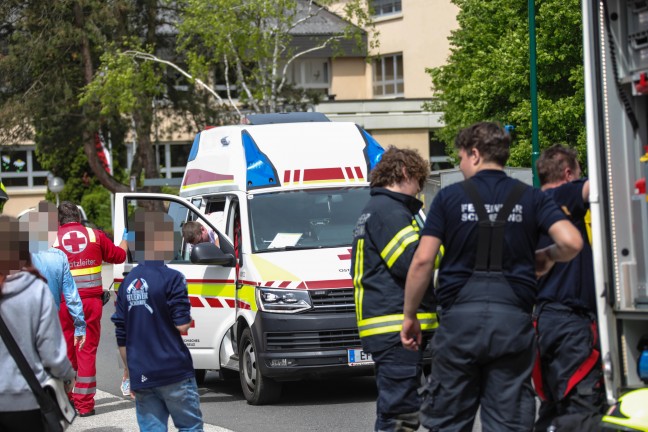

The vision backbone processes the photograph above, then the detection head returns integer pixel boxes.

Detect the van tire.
[239,327,282,405]
[194,369,207,385]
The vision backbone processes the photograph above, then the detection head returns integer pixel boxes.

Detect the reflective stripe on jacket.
[351,188,438,353]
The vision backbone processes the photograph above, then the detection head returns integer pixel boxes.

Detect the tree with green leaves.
[0,1,146,197]
[0,0,231,212]
[425,0,585,167]
[1,0,376,218]
[0,0,132,226]
[176,0,376,114]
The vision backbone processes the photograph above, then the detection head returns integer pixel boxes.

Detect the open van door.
[113,192,237,379]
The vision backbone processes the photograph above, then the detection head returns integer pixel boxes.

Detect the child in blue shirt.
[112,209,203,431]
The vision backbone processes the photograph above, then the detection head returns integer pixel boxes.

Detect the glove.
[102,290,111,306]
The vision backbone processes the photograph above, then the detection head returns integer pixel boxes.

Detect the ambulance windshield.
[248,187,370,252]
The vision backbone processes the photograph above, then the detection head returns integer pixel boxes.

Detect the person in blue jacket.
[22,201,86,349]
[533,144,606,431]
[111,209,203,431]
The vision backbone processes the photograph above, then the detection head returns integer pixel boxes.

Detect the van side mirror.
[190,242,236,267]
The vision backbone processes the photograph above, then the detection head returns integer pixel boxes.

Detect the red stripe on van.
[205,297,223,308]
[305,279,353,289]
[189,296,204,307]
[237,300,251,310]
[354,166,364,180]
[182,169,234,187]
[225,299,236,308]
[345,167,354,179]
[186,279,233,284]
[303,167,344,182]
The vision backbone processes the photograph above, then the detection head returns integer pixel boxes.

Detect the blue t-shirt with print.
[421,170,566,311]
[537,179,595,312]
[111,261,194,391]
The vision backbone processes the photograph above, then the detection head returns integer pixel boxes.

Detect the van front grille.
[309,288,355,314]
[265,329,361,351]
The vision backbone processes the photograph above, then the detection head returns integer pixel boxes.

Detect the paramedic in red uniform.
[55,201,127,416]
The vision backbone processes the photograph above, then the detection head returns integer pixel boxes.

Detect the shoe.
[121,378,130,396]
[78,409,95,417]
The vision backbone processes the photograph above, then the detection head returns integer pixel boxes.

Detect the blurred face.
[0,239,21,276]
[25,210,58,253]
[0,217,28,277]
[132,213,175,262]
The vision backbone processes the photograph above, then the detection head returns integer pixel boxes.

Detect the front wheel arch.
[238,327,282,405]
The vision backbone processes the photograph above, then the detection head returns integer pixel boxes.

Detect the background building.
[1,0,458,217]
[317,0,458,168]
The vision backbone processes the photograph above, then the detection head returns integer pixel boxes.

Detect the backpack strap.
[460,180,528,271]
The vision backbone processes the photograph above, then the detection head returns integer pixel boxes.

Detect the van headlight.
[257,288,312,313]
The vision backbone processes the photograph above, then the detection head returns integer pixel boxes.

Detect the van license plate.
[347,348,373,366]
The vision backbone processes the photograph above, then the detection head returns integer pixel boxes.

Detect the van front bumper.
[250,311,374,381]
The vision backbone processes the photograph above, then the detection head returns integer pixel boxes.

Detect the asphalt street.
[67,389,232,432]
[67,265,484,432]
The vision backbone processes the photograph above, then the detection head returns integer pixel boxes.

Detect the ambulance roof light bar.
[244,112,330,125]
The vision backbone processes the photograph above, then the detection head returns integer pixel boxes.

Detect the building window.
[285,58,330,91]
[373,54,404,97]
[429,131,453,171]
[156,142,192,179]
[371,0,402,17]
[0,146,48,188]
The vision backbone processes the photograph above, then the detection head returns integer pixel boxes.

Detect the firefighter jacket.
[55,222,126,299]
[351,187,438,353]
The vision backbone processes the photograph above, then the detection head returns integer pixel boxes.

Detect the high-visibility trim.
[74,273,102,281]
[358,312,438,338]
[353,239,365,322]
[435,245,445,269]
[86,227,96,243]
[75,376,96,383]
[74,280,102,289]
[73,386,96,394]
[70,265,102,276]
[381,225,419,268]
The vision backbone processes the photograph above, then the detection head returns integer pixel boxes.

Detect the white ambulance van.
[113,113,385,404]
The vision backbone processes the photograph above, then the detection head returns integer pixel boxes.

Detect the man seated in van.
[182,221,220,255]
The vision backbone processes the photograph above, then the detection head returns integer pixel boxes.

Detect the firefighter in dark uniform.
[401,122,583,432]
[351,146,439,432]
[533,144,606,431]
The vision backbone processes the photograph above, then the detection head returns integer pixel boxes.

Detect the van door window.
[124,197,221,263]
[205,199,227,234]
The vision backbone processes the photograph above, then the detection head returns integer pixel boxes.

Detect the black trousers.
[534,303,606,432]
[372,341,426,432]
[421,273,536,432]
[0,409,45,432]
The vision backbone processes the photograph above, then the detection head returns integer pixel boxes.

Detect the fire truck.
[582,0,648,408]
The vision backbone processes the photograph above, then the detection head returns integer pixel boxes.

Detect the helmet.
[601,388,648,431]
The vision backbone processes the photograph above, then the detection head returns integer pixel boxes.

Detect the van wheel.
[194,369,206,385]
[239,327,281,405]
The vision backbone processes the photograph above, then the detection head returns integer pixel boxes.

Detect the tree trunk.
[74,1,129,194]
